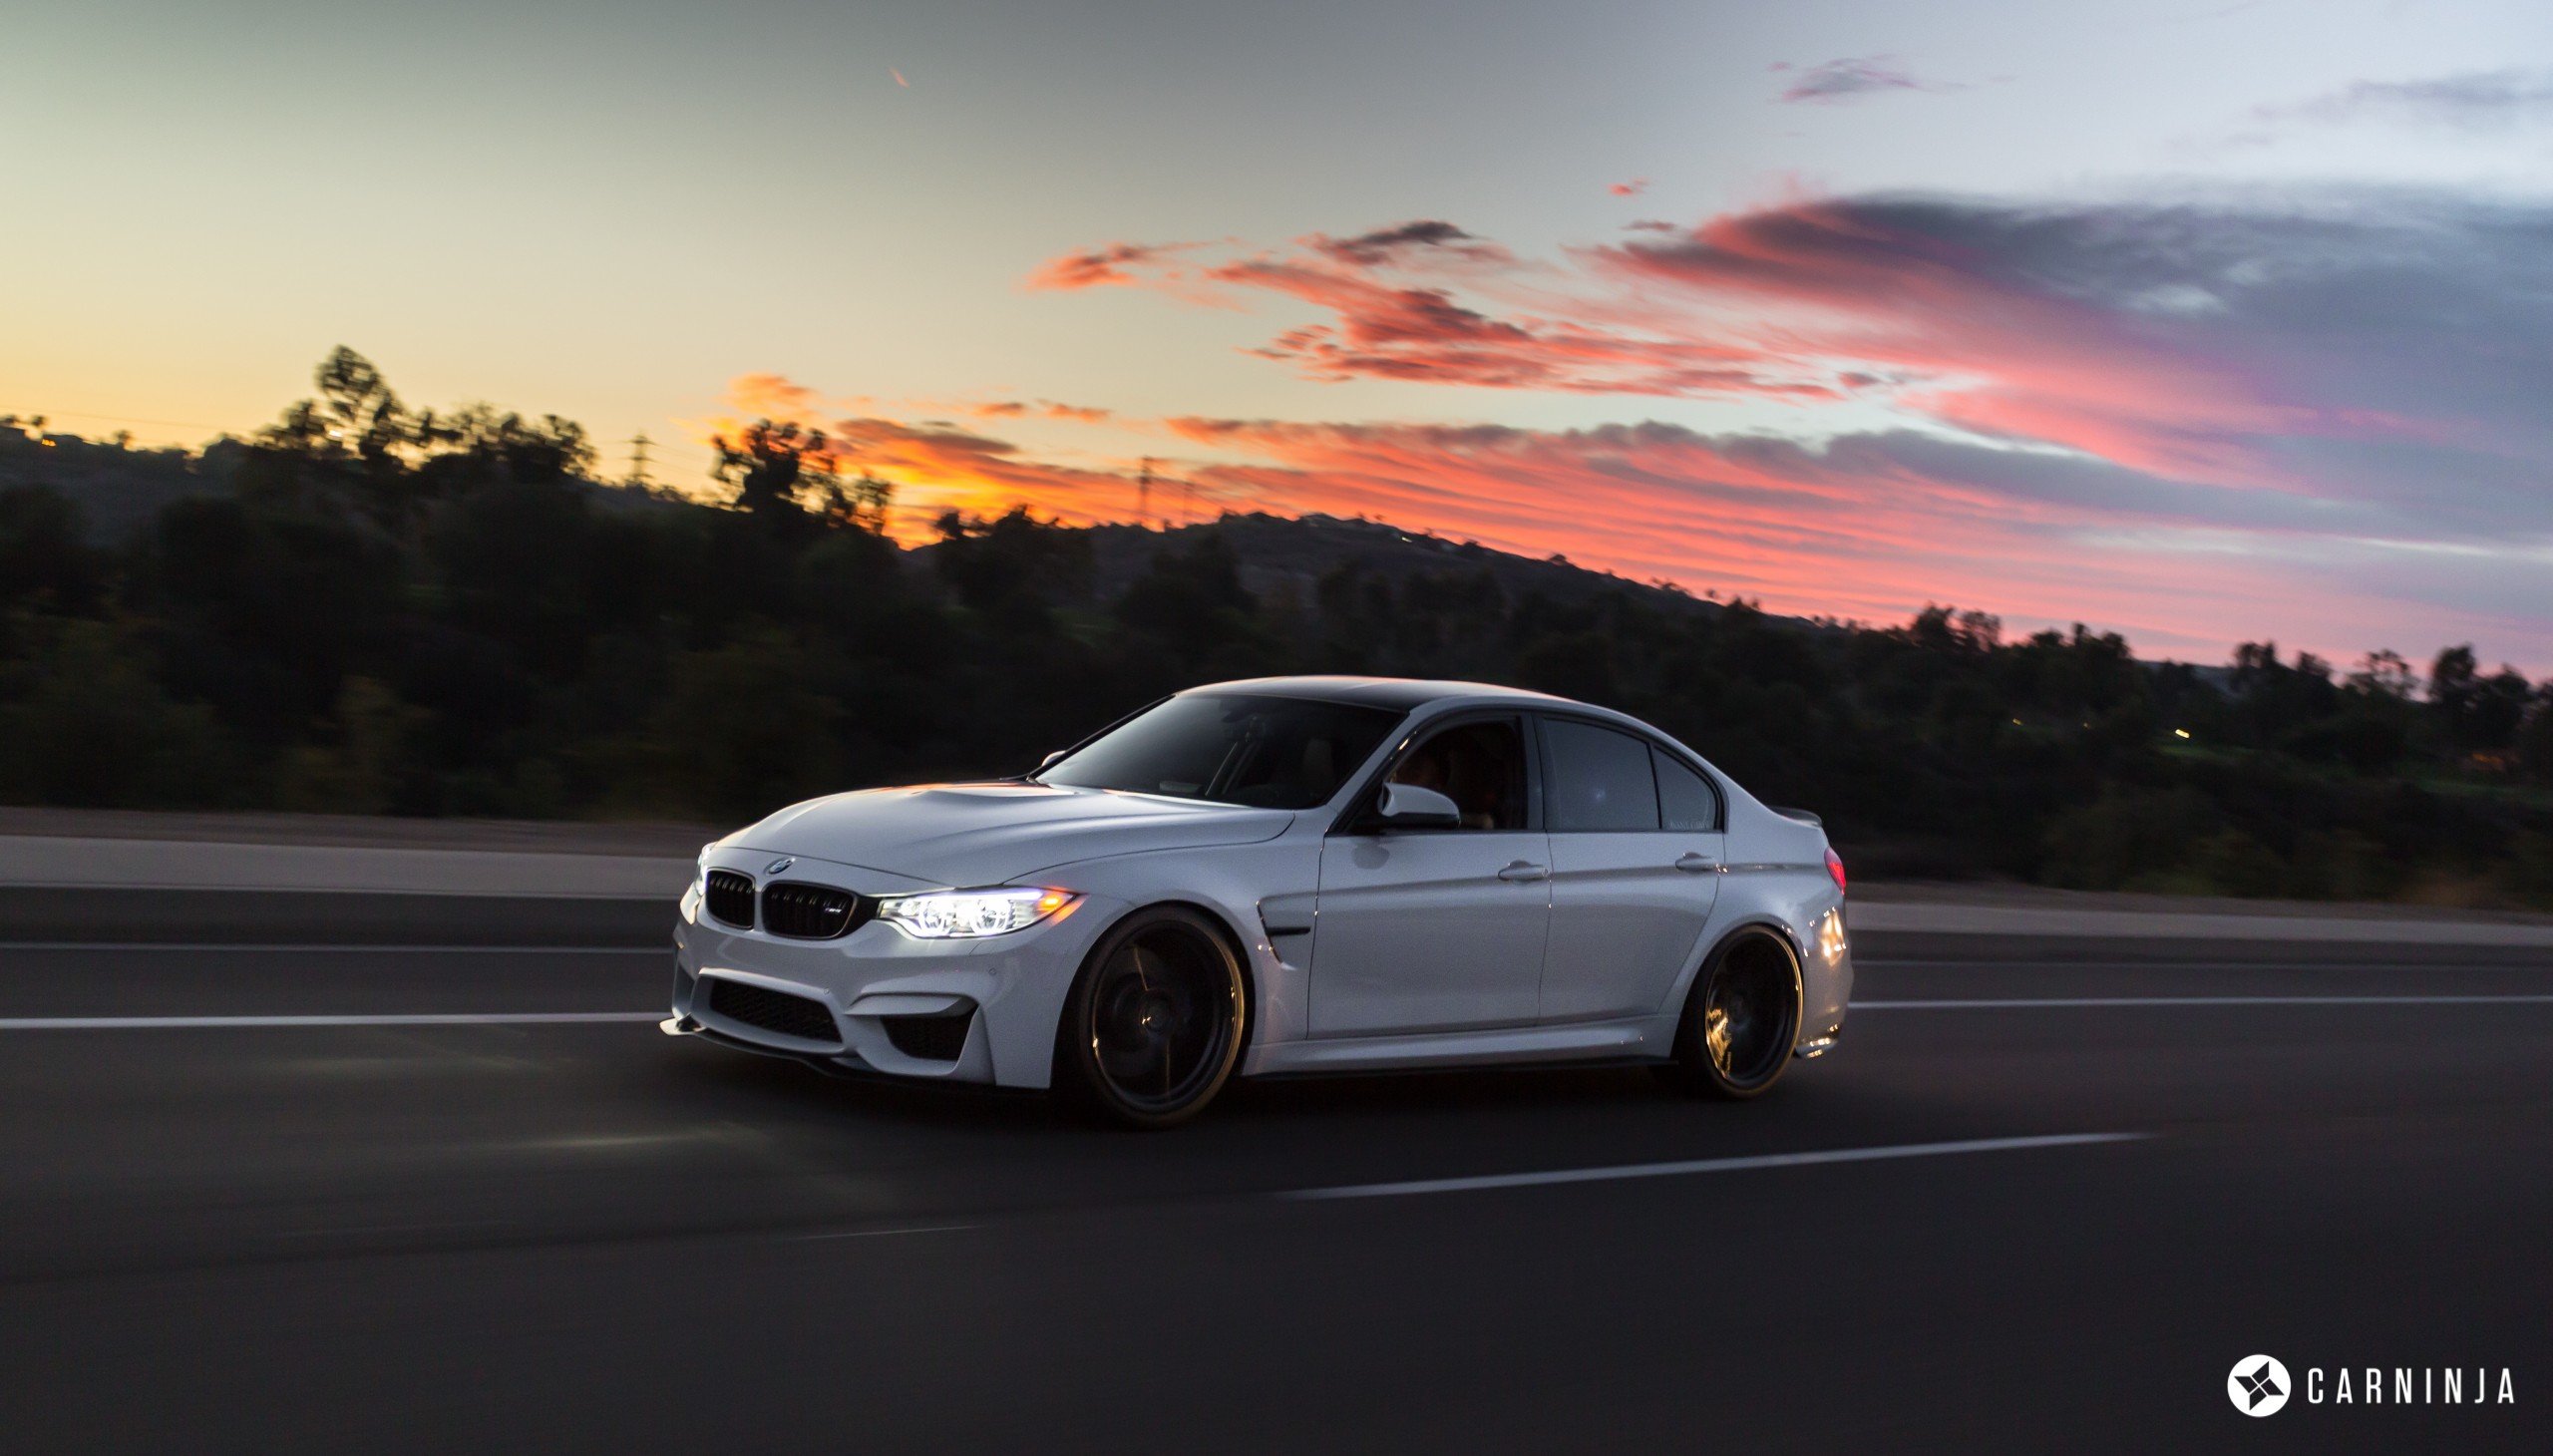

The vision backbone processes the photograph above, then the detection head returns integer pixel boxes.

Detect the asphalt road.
[1,911,2548,1453]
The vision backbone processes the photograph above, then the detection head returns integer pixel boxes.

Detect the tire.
[1055,906,1248,1128]
[1656,928,1801,1100]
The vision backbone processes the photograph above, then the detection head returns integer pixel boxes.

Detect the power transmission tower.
[627,432,653,490]
[1137,457,1155,530]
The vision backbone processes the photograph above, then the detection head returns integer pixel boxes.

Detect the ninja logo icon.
[2230,1355,2292,1417]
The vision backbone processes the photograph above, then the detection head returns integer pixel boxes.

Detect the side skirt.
[1244,1016,1676,1077]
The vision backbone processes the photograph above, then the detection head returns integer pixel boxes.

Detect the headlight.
[877,887,1077,939]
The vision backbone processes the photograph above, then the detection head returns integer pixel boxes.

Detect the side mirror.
[1037,750,1067,772]
[1373,782,1463,831]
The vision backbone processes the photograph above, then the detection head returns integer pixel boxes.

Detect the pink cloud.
[1022,198,2481,493]
[1022,240,1202,291]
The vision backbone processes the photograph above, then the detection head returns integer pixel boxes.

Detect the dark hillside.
[5,357,2550,905]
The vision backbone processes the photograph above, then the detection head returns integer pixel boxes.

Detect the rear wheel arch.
[1658,920,1805,1098]
[1670,917,1806,1017]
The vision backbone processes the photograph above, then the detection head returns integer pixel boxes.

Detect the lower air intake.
[706,977,841,1045]
[882,1009,973,1062]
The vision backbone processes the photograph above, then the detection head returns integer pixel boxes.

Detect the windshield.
[1037,694,1404,809]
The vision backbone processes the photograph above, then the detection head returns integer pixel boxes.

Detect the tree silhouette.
[712,419,837,534]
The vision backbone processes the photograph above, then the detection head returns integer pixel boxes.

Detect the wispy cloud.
[1769,56,1951,106]
[2256,68,2553,131]
[1609,179,1649,197]
[1307,219,1512,269]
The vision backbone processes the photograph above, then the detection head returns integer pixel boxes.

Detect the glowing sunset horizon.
[14,0,2553,669]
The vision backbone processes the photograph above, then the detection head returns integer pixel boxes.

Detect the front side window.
[1384,719,1529,830]
[1038,694,1403,809]
[1543,718,1660,832]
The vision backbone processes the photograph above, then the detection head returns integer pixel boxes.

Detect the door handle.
[1673,853,1719,874]
[1495,861,1550,883]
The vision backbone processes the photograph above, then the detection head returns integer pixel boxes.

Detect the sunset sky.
[11,0,2553,666]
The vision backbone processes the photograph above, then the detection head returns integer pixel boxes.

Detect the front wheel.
[1657,929,1801,1099]
[1056,906,1247,1128]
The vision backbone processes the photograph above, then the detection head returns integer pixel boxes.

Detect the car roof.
[1177,675,1574,712]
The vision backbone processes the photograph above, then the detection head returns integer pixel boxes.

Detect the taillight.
[1824,847,1847,894]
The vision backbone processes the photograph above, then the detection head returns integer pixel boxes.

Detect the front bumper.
[668,877,1122,1090]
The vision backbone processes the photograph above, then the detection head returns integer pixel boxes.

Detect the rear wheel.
[1056,906,1247,1128]
[1658,929,1801,1099]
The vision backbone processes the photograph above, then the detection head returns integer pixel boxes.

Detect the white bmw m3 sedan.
[665,676,1852,1126]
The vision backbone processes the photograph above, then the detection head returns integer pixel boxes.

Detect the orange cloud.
[706,377,1153,540]
[725,372,831,420]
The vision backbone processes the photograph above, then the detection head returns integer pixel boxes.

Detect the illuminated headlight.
[878,888,1077,939]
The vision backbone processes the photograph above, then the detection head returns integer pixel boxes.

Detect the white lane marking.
[792,1224,978,1242]
[1280,1132,2148,1202]
[0,1012,664,1030]
[1857,994,2553,1009]
[0,942,665,953]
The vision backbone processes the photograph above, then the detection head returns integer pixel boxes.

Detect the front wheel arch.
[1051,902,1252,1128]
[1144,899,1260,1061]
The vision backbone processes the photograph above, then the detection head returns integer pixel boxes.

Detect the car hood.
[720,782,1295,888]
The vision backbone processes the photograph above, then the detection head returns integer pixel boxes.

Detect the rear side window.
[1653,749,1720,832]
[1543,719,1659,832]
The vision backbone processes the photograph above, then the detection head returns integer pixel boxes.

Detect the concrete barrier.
[0,835,693,900]
[3,831,2548,955]
[1849,901,2553,949]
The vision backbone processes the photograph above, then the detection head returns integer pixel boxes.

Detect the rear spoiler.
[1769,806,1823,827]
